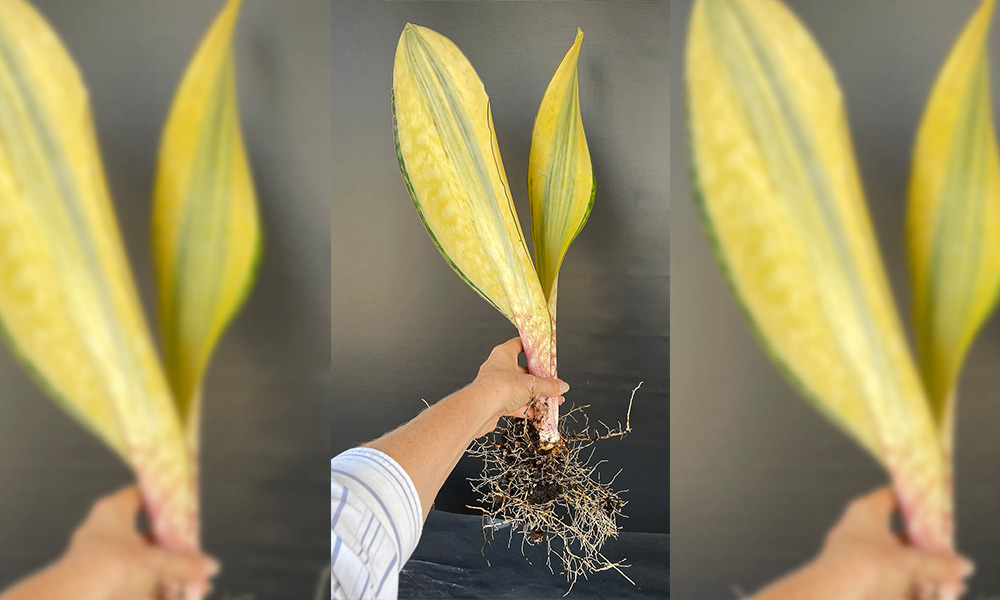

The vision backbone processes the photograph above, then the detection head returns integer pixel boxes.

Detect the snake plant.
[392,24,593,449]
[687,0,1000,592]
[0,0,259,583]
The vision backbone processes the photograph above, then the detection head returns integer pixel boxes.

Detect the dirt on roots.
[467,385,639,590]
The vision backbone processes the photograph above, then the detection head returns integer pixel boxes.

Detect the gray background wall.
[331,0,670,543]
[671,0,1000,596]
[0,2,330,598]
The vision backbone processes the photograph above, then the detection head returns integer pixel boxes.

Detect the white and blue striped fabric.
[331,448,423,600]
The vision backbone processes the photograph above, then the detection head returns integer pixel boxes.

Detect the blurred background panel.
[671,0,1000,596]
[330,0,669,559]
[0,2,330,597]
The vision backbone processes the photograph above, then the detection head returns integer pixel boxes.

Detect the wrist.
[463,380,506,419]
[752,558,845,600]
[450,382,506,441]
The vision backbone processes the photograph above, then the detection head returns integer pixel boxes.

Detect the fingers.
[904,549,975,593]
[151,549,220,590]
[493,375,568,419]
[480,338,570,417]
[527,374,570,399]
[505,398,538,420]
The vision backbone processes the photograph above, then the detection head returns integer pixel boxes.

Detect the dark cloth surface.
[399,510,669,599]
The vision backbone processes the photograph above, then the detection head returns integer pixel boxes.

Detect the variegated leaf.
[908,0,1000,452]
[392,23,553,376]
[0,0,196,550]
[153,0,260,448]
[687,0,952,552]
[529,29,595,320]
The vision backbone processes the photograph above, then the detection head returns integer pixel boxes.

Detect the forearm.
[0,560,91,600]
[365,384,498,521]
[752,561,855,600]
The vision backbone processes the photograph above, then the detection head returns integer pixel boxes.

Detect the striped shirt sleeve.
[331,448,423,600]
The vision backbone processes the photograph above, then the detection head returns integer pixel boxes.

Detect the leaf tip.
[402,22,425,38]
[400,22,427,48]
[223,0,243,20]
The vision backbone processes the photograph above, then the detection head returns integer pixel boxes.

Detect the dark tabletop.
[400,510,669,600]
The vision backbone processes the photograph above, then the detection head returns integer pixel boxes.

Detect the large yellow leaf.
[687,0,952,551]
[908,0,1000,452]
[392,24,553,375]
[529,29,595,319]
[153,0,259,448]
[393,23,560,448]
[0,0,196,550]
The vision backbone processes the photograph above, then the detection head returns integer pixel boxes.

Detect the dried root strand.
[467,384,640,591]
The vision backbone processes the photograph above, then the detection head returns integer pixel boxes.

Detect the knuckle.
[845,498,867,518]
[91,496,115,518]
[821,527,840,549]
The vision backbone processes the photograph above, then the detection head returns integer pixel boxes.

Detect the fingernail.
[558,380,570,394]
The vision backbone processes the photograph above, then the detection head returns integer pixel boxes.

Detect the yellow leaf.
[908,0,1000,452]
[392,24,553,376]
[153,0,259,448]
[0,0,196,549]
[687,0,952,550]
[529,29,595,318]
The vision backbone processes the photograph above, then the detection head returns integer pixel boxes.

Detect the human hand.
[468,337,569,437]
[806,486,973,600]
[58,486,219,600]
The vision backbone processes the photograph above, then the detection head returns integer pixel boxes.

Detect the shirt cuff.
[331,447,423,565]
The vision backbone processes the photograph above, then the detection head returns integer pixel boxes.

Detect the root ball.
[467,395,638,590]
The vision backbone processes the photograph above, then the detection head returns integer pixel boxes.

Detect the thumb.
[81,485,143,535]
[528,375,570,399]
[151,549,221,587]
